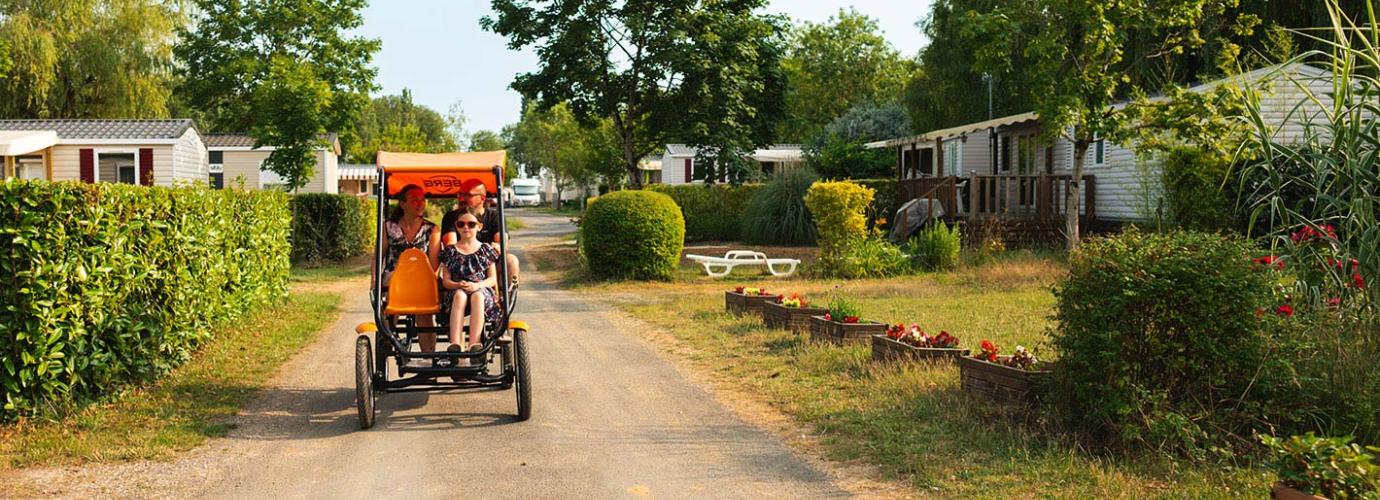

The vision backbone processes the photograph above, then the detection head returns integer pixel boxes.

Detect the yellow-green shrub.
[0,180,290,420]
[803,180,875,271]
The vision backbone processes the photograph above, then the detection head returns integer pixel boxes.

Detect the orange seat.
[383,248,441,315]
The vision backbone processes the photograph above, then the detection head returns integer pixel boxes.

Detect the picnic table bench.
[684,250,800,278]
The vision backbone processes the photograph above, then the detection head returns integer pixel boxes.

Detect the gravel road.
[4,209,849,499]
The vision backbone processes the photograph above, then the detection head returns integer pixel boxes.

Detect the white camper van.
[507,178,542,207]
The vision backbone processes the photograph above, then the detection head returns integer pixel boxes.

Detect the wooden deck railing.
[969,174,1095,220]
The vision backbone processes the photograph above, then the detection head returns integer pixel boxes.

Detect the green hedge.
[645,184,760,242]
[1049,229,1277,454]
[580,190,685,280]
[0,181,290,419]
[290,194,374,265]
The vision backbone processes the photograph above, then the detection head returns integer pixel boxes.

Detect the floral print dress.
[438,242,502,325]
[382,219,436,286]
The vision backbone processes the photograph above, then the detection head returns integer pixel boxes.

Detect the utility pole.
[982,73,993,120]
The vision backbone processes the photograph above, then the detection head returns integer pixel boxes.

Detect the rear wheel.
[513,328,531,421]
[355,335,377,429]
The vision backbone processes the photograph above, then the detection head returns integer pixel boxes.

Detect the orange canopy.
[376,150,507,197]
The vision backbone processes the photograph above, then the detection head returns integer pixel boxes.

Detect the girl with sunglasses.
[438,211,501,361]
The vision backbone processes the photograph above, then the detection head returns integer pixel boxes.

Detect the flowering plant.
[1252,255,1285,270]
[776,293,807,308]
[1291,224,1337,244]
[974,340,1039,369]
[977,340,999,362]
[886,324,960,348]
[826,295,862,323]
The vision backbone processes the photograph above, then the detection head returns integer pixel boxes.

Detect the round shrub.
[580,190,685,280]
[1049,229,1276,455]
[742,167,818,245]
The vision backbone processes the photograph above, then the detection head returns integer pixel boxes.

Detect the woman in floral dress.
[439,211,501,354]
[372,184,441,355]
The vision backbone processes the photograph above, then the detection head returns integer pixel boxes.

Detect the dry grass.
[531,249,1270,497]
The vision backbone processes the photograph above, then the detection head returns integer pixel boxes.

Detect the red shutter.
[79,149,94,183]
[139,148,154,186]
[683,158,692,183]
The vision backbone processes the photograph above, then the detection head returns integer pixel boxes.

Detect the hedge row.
[646,184,761,242]
[290,194,375,265]
[0,181,291,419]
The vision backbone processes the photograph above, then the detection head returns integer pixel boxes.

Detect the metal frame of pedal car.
[354,151,531,429]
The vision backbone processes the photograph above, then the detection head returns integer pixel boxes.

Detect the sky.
[356,1,932,136]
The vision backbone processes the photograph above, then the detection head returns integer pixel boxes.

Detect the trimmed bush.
[804,180,875,273]
[290,194,374,265]
[0,180,290,419]
[742,167,818,246]
[1162,147,1237,232]
[904,223,961,271]
[646,183,761,242]
[580,190,685,280]
[1049,229,1277,455]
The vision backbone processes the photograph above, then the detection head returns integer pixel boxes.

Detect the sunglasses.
[455,221,480,229]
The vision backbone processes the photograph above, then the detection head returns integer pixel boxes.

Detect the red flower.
[978,340,999,362]
[1253,255,1285,270]
[1275,304,1295,317]
[776,294,785,303]
[1326,297,1342,308]
[843,316,859,323]
[823,312,832,321]
[1353,272,1366,289]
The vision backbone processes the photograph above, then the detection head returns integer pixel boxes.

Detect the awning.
[0,130,58,156]
[375,150,507,198]
[338,165,378,181]
[750,148,804,163]
[866,112,1040,149]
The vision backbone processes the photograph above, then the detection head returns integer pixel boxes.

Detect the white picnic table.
[685,250,800,278]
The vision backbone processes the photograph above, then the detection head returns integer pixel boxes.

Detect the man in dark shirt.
[441,179,520,284]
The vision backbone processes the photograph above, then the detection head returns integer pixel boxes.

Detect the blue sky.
[357,1,932,135]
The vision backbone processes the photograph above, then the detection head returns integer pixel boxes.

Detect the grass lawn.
[507,217,527,231]
[0,270,354,469]
[527,246,1271,497]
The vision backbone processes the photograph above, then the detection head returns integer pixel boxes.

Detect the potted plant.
[1262,433,1380,499]
[957,340,1050,405]
[761,293,827,334]
[725,286,776,315]
[809,295,886,345]
[871,324,968,362]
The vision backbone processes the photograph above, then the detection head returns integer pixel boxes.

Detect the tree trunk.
[620,124,642,190]
[1067,139,1088,251]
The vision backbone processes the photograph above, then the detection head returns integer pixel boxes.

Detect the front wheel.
[355,335,377,429]
[513,328,531,421]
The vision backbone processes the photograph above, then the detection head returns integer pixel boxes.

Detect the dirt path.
[4,210,851,499]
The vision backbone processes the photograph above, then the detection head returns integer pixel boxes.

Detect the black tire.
[355,335,377,429]
[513,328,531,421]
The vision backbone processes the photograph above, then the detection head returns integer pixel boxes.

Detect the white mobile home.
[0,119,208,186]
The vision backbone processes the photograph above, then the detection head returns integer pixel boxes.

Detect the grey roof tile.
[0,119,195,140]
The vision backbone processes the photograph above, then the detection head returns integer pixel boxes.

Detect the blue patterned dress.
[438,242,502,325]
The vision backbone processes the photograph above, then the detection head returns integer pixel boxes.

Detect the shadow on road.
[229,387,521,440]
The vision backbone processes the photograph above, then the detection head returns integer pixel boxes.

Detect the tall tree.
[483,0,784,189]
[906,0,1030,134]
[344,89,457,163]
[968,0,1254,250]
[0,0,182,118]
[507,102,622,207]
[778,9,917,142]
[804,102,912,179]
[467,130,505,152]
[677,6,788,184]
[176,0,379,190]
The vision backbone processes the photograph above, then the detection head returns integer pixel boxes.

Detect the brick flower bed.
[809,316,887,345]
[957,355,1051,405]
[724,290,777,316]
[760,301,827,334]
[870,335,969,362]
